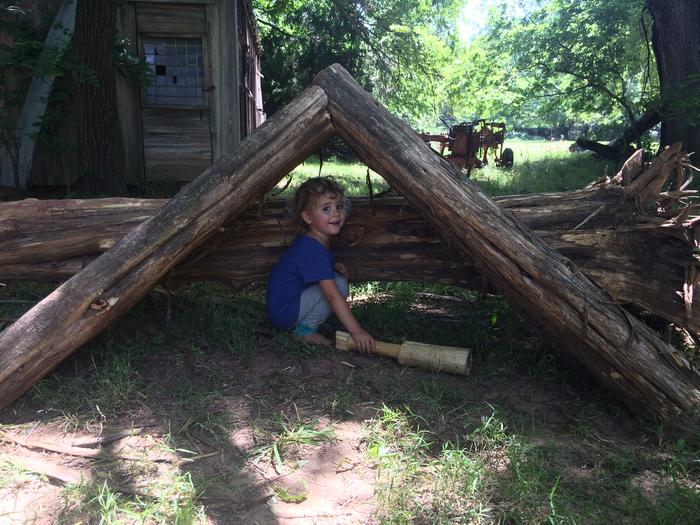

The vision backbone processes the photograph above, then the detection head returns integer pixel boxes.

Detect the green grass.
[274,156,390,197]
[252,413,335,471]
[3,280,699,524]
[363,401,700,524]
[2,140,697,523]
[270,139,617,200]
[57,472,207,524]
[473,139,617,195]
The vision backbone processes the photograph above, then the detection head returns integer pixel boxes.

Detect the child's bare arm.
[319,279,376,353]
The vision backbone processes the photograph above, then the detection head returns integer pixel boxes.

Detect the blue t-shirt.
[266,235,335,329]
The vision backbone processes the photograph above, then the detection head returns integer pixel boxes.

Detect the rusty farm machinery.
[419,119,514,176]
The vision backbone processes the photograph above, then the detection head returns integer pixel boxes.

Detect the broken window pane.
[143,37,205,106]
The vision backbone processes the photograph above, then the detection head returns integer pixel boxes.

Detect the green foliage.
[253,0,461,124]
[0,4,46,160]
[254,0,660,147]
[113,35,152,86]
[253,414,335,471]
[454,0,656,135]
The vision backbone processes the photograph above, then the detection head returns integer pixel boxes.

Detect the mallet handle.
[335,331,401,359]
[335,331,472,376]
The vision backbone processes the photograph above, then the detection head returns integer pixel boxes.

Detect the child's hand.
[351,329,376,354]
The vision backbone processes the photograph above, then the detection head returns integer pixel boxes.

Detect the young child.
[266,176,376,352]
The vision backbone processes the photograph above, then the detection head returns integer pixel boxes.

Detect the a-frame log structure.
[0,86,333,408]
[1,65,699,419]
[2,145,699,337]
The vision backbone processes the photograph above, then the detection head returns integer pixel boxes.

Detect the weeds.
[1,141,699,523]
[0,458,44,489]
[58,474,206,524]
[365,404,499,523]
[327,371,365,417]
[253,414,335,471]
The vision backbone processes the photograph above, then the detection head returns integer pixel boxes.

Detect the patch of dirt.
[0,291,695,524]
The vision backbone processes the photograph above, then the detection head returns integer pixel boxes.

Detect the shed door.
[140,35,212,182]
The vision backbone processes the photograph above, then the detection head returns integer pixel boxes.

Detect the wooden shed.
[0,0,263,188]
[116,0,264,184]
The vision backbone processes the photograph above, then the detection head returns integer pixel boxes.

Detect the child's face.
[301,192,347,242]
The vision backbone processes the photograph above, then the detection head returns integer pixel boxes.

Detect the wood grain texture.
[2,186,698,339]
[0,86,333,409]
[312,64,700,419]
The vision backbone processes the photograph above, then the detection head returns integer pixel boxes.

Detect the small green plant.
[273,483,308,503]
[0,458,45,489]
[61,473,206,524]
[327,372,364,416]
[429,444,491,521]
[253,414,335,471]
[467,405,513,451]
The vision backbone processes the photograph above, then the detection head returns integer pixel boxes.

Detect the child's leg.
[295,274,348,336]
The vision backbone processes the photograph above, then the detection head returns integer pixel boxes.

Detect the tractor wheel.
[501,147,514,168]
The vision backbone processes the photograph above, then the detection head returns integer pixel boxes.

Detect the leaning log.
[0,86,334,409]
[2,172,700,337]
[313,64,700,419]
[1,64,699,419]
[575,107,662,160]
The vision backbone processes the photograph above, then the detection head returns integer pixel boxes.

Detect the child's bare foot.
[297,332,333,347]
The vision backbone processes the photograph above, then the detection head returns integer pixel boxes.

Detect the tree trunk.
[72,0,126,194]
[1,65,699,420]
[575,108,661,160]
[313,64,700,419]
[2,160,699,338]
[0,86,333,410]
[0,0,76,191]
[646,0,700,157]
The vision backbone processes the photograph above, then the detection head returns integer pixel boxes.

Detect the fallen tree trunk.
[0,86,334,409]
[2,176,700,337]
[575,107,662,160]
[313,64,700,419]
[1,64,699,419]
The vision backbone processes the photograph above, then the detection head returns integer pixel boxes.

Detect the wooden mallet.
[335,331,472,376]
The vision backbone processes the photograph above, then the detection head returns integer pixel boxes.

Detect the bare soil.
[0,290,695,524]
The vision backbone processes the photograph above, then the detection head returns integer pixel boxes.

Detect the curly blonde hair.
[293,176,349,231]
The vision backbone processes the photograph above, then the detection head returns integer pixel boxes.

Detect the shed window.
[143,38,204,106]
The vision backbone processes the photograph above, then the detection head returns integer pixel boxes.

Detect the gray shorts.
[296,273,349,331]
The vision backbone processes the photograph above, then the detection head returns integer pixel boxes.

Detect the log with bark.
[1,148,699,338]
[1,64,699,420]
[575,108,662,160]
[0,85,334,410]
[312,64,700,419]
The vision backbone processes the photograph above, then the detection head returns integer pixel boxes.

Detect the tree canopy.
[254,0,461,126]
[254,0,663,141]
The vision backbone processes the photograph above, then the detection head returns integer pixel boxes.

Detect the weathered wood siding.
[135,2,213,182]
[21,0,263,185]
[209,0,240,157]
[141,107,213,180]
[135,4,207,36]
